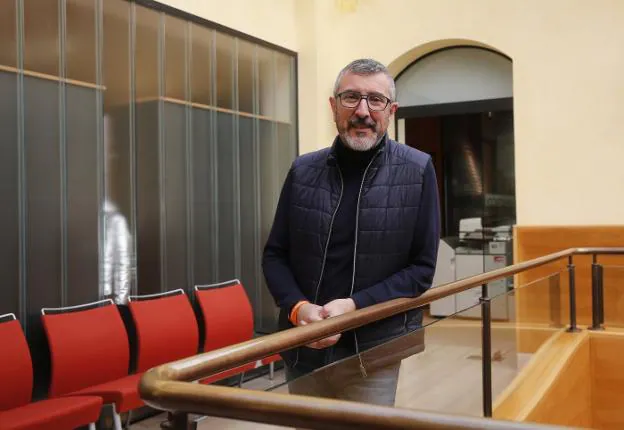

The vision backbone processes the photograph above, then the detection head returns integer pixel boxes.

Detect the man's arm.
[350,158,441,309]
[262,168,308,313]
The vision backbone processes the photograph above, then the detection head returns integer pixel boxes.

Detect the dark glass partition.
[0,0,297,396]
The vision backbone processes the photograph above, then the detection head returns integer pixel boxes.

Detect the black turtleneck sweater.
[315,138,380,306]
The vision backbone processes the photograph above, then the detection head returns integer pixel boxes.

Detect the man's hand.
[299,298,356,349]
[297,303,341,349]
[296,303,325,325]
[322,298,356,318]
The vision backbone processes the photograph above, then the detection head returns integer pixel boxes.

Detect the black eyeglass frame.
[336,91,393,111]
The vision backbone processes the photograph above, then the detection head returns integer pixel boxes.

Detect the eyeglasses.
[337,91,392,111]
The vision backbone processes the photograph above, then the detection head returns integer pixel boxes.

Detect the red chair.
[0,313,102,430]
[127,289,199,373]
[194,279,281,385]
[41,299,141,430]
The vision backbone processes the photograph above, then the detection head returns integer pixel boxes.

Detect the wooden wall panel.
[514,226,624,327]
[494,331,592,427]
[591,331,624,429]
[524,333,593,427]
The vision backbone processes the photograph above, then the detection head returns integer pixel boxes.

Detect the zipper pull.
[358,354,368,378]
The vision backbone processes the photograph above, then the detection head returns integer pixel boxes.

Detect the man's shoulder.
[292,147,331,170]
[386,138,431,169]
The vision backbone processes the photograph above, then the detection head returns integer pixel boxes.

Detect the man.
[262,58,440,406]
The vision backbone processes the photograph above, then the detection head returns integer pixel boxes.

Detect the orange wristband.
[289,300,309,325]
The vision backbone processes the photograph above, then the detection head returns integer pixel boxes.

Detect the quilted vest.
[280,136,432,370]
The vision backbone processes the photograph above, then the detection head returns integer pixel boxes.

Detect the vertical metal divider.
[59,0,68,306]
[272,51,278,207]
[95,0,104,300]
[210,29,219,282]
[185,22,194,297]
[177,23,193,422]
[480,282,492,417]
[233,37,242,282]
[17,0,28,330]
[158,12,167,292]
[253,44,262,332]
[129,1,138,296]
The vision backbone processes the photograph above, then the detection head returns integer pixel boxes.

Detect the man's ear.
[329,96,338,116]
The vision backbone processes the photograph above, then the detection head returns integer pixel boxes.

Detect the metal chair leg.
[124,410,132,429]
[112,406,123,430]
[269,361,275,380]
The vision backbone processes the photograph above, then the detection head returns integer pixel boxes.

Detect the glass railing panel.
[262,303,481,418]
[260,271,564,420]
[489,272,564,414]
[264,305,440,403]
[503,270,565,363]
[603,265,624,328]
[398,301,485,417]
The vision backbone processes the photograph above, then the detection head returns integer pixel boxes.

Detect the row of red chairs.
[0,279,281,430]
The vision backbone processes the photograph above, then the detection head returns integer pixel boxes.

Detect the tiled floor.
[130,318,540,429]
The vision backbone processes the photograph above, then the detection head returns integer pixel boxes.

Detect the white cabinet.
[430,240,512,320]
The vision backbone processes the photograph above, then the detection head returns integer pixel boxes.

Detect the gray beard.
[341,132,382,152]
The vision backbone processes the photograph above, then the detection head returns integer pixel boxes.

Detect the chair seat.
[260,354,281,366]
[0,395,102,430]
[199,355,282,385]
[68,373,143,413]
[200,362,256,384]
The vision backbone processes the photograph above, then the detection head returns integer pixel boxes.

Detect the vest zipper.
[293,165,343,370]
[350,150,381,378]
[313,166,344,305]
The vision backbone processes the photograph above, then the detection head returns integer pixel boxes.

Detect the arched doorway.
[394,46,515,318]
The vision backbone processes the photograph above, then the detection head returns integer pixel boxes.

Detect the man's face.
[330,71,398,151]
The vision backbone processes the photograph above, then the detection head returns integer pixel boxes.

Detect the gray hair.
[333,58,396,101]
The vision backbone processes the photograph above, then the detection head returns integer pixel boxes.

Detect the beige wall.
[160,0,298,51]
[162,0,624,226]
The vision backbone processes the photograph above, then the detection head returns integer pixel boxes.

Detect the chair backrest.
[194,279,254,352]
[0,314,33,411]
[128,289,199,373]
[41,300,130,397]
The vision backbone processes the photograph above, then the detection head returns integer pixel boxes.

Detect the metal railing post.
[480,283,492,418]
[590,254,605,330]
[169,412,188,430]
[567,256,580,332]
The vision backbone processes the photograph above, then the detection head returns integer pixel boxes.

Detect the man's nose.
[354,97,370,117]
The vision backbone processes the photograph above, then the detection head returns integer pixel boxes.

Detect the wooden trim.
[138,247,623,430]
[0,64,105,90]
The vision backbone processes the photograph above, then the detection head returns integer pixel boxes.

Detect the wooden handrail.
[139,247,624,429]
